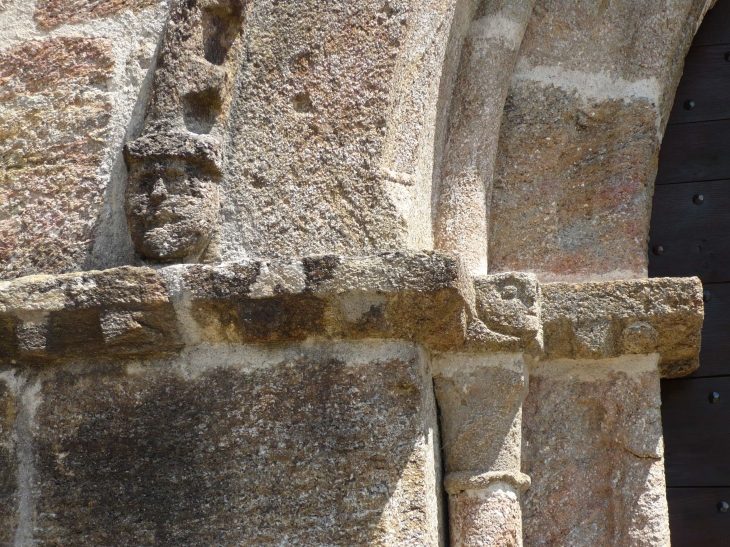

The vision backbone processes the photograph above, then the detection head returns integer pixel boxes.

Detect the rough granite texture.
[450,486,523,547]
[541,277,704,377]
[434,352,529,547]
[473,273,542,355]
[433,353,526,475]
[220,0,456,259]
[517,0,709,89]
[490,84,659,280]
[27,342,442,546]
[0,266,182,364]
[0,37,115,279]
[488,0,713,281]
[34,0,157,29]
[0,256,702,377]
[522,356,670,547]
[0,1,717,545]
[433,0,535,275]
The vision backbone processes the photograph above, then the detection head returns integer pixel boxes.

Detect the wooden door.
[649,1,730,543]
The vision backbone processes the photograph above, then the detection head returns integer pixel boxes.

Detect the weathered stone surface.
[444,471,531,495]
[172,252,473,350]
[488,0,713,281]
[34,0,157,29]
[0,1,718,545]
[220,0,456,259]
[0,37,115,279]
[473,273,542,354]
[174,253,548,354]
[433,353,527,475]
[0,256,702,370]
[433,0,536,275]
[171,253,535,351]
[490,83,659,281]
[435,351,530,547]
[31,342,443,546]
[517,0,711,87]
[522,356,670,547]
[450,485,523,547]
[2,252,540,363]
[124,0,245,263]
[0,374,18,545]
[541,277,704,377]
[0,267,181,364]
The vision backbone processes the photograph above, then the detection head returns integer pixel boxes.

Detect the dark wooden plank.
[656,119,730,185]
[649,180,730,282]
[692,283,730,378]
[667,488,730,545]
[661,377,730,486]
[693,0,730,47]
[669,45,730,124]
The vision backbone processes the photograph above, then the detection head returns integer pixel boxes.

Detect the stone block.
[489,81,659,281]
[220,0,456,259]
[34,0,157,29]
[518,0,709,85]
[0,37,115,279]
[0,267,182,364]
[541,277,704,377]
[174,252,474,351]
[487,0,712,282]
[30,342,443,546]
[522,356,670,547]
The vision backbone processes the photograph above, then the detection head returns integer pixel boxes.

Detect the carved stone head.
[124,132,222,262]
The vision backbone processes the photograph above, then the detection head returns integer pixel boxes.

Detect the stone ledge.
[168,252,540,354]
[0,254,703,376]
[0,267,182,363]
[541,278,704,378]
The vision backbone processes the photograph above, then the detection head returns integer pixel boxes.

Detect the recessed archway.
[649,0,730,543]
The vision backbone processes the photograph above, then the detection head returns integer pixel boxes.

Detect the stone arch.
[485,0,716,282]
[432,0,716,282]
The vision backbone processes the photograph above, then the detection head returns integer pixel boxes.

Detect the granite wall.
[0,0,715,545]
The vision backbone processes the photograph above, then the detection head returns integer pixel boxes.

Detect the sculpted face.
[125,157,219,262]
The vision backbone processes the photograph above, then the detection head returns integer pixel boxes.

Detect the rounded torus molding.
[445,470,532,495]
